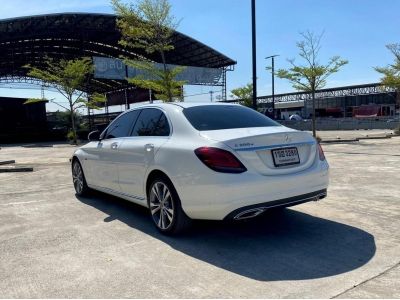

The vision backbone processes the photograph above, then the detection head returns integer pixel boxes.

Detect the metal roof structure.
[0,13,236,94]
[256,83,396,104]
[224,83,397,104]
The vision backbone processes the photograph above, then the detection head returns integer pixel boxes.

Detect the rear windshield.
[183,105,280,131]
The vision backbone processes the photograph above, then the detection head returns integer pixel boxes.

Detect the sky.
[0,0,399,112]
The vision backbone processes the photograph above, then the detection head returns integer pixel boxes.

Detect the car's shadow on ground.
[76,192,376,282]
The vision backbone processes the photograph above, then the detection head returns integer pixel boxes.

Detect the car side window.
[131,108,170,137]
[104,110,140,139]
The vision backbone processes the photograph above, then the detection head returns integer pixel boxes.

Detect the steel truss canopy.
[257,83,396,104]
[0,13,236,94]
[224,83,397,104]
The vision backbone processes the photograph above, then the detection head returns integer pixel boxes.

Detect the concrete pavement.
[0,137,399,298]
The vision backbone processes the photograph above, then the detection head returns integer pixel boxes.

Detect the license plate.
[271,147,300,167]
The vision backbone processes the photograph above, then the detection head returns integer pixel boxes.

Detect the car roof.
[127,101,239,111]
[167,102,238,108]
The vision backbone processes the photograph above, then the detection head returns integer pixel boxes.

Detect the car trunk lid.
[200,126,317,175]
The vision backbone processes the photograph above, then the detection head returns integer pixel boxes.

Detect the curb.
[321,139,359,144]
[0,160,16,165]
[321,134,395,144]
[0,166,34,173]
[358,135,392,140]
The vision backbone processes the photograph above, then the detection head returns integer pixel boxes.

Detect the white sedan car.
[71,103,329,234]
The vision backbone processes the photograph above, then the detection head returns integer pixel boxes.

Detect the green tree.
[375,44,400,134]
[112,0,186,102]
[375,44,400,93]
[270,31,348,137]
[128,60,186,101]
[25,57,105,144]
[230,83,253,107]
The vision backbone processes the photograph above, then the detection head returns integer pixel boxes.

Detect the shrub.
[67,130,77,142]
[395,124,400,136]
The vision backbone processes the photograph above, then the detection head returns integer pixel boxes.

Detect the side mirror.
[88,130,101,142]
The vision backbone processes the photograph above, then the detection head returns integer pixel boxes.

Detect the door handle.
[111,142,119,150]
[145,143,154,152]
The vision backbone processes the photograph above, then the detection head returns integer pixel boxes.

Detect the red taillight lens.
[318,144,326,161]
[194,147,247,173]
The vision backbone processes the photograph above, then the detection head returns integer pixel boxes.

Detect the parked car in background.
[71,103,329,234]
[289,113,303,121]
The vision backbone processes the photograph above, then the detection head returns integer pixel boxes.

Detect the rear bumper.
[223,189,327,220]
[173,159,329,220]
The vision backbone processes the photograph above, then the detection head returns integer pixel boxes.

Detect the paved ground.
[314,129,394,141]
[0,135,399,298]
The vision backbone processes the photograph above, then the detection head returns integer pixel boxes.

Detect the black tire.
[148,175,192,235]
[71,159,91,196]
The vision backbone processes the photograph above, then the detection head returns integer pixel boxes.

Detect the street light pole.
[209,90,214,102]
[251,0,257,110]
[265,54,279,119]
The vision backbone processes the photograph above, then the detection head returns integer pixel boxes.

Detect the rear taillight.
[194,147,247,173]
[318,144,326,161]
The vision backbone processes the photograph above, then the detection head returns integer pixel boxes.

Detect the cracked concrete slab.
[335,263,400,298]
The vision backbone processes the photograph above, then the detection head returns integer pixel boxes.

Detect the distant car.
[386,119,396,123]
[71,103,329,234]
[289,114,303,121]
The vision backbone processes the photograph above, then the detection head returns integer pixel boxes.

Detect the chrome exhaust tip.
[314,192,327,201]
[234,208,266,220]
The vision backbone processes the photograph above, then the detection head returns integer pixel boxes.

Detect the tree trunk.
[69,100,77,145]
[311,87,317,138]
[160,50,173,102]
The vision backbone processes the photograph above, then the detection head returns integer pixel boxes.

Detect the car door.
[117,108,171,200]
[84,110,140,192]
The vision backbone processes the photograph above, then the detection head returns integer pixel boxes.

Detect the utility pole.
[265,54,279,119]
[209,90,214,102]
[251,0,257,110]
[124,88,129,110]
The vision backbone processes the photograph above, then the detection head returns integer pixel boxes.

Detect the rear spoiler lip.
[234,140,316,152]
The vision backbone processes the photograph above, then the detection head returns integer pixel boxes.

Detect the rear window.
[183,105,280,131]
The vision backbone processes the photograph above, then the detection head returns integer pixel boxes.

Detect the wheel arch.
[145,169,172,199]
[71,148,86,167]
[71,155,80,163]
[71,155,81,169]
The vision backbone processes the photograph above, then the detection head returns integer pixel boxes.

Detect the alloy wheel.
[149,182,175,230]
[72,161,84,194]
